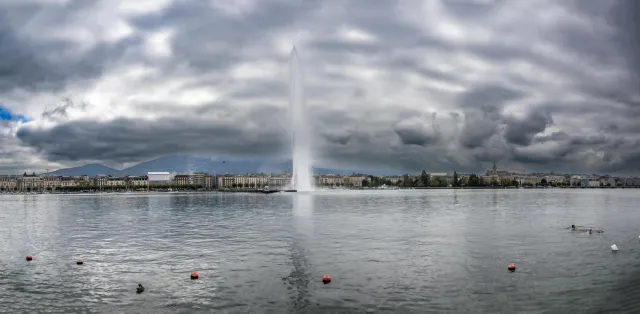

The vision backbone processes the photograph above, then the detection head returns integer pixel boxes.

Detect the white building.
[148,172,171,186]
[589,180,601,187]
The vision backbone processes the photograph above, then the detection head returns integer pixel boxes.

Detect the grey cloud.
[322,130,351,145]
[41,98,88,121]
[16,115,289,163]
[504,110,554,146]
[0,8,138,93]
[2,0,640,175]
[459,117,499,149]
[457,85,521,148]
[394,117,440,147]
[533,131,571,144]
[611,0,640,85]
[459,85,523,114]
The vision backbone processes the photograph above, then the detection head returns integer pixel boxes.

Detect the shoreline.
[1,185,638,196]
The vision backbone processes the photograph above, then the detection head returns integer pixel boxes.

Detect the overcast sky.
[1,0,639,174]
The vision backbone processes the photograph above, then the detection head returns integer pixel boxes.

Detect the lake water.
[0,189,639,313]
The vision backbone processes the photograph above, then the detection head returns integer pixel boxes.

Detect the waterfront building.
[148,172,171,186]
[315,174,346,187]
[347,174,368,187]
[217,175,235,189]
[173,174,192,186]
[204,174,214,189]
[0,175,18,191]
[126,176,148,187]
[21,172,42,191]
[105,177,126,187]
[60,176,79,188]
[94,175,108,187]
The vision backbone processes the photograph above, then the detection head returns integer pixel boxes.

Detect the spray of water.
[290,46,314,191]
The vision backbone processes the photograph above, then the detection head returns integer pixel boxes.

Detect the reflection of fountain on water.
[289,46,314,192]
[282,193,315,311]
[292,193,314,238]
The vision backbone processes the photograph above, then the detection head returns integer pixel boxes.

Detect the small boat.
[260,189,279,194]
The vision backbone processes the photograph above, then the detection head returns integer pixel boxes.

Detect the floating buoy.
[611,244,619,251]
[588,228,592,234]
[508,264,516,272]
[26,255,32,261]
[322,275,331,284]
[190,272,199,280]
[76,258,84,265]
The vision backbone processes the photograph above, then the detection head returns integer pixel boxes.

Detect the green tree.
[511,180,519,187]
[468,174,479,186]
[453,171,459,187]
[362,179,369,187]
[420,170,430,187]
[540,178,548,186]
[403,174,411,187]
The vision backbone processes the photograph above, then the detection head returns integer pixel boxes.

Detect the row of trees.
[360,171,570,188]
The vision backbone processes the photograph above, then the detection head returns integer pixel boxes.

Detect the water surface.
[1,189,639,313]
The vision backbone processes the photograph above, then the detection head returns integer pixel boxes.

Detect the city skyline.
[2,168,640,193]
[1,1,639,175]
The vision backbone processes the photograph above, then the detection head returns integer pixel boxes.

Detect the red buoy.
[191,272,199,280]
[26,255,32,261]
[508,263,516,272]
[322,275,331,284]
[588,228,592,234]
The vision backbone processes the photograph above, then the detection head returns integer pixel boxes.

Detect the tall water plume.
[290,46,314,191]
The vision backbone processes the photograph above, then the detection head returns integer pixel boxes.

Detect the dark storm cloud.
[504,110,554,146]
[16,115,289,163]
[457,85,522,149]
[2,0,640,174]
[611,0,640,86]
[459,118,499,149]
[394,117,440,147]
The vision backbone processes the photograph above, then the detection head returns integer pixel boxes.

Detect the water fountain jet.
[290,46,314,192]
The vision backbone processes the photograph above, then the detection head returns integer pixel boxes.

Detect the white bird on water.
[611,244,619,251]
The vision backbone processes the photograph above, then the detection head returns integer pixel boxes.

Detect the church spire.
[493,160,497,172]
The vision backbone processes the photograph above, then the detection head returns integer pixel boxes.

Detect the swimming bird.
[136,284,145,294]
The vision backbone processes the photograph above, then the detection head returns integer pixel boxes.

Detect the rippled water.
[1,189,639,313]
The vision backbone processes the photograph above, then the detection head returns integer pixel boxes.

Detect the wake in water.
[569,225,604,233]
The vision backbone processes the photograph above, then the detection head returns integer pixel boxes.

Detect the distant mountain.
[48,163,121,177]
[48,155,404,177]
[121,155,292,176]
